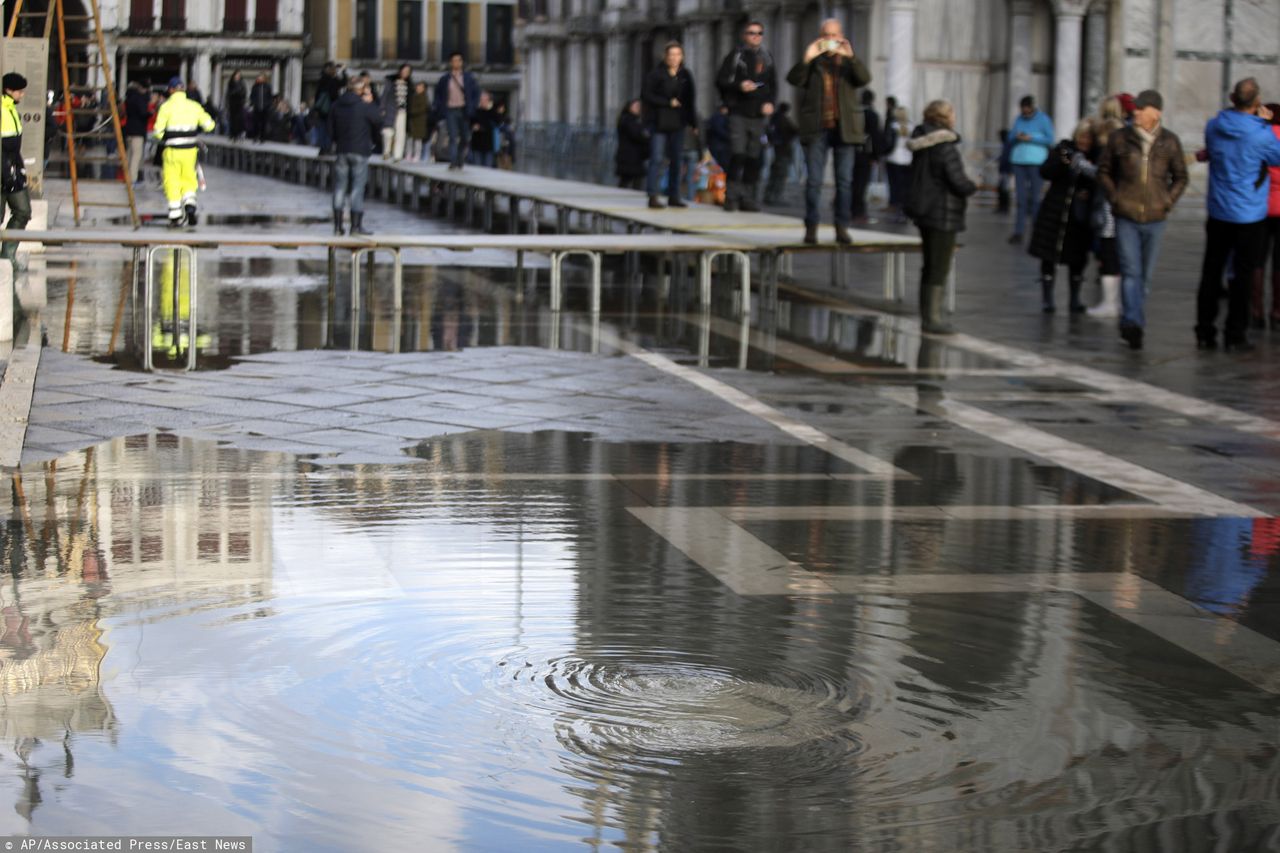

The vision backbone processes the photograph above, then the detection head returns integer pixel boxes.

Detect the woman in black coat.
[615,99,649,190]
[1028,120,1099,313]
[905,99,976,335]
[225,71,247,139]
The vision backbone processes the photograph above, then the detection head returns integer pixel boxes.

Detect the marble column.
[846,1,873,63]
[1008,0,1035,121]
[548,41,565,123]
[567,39,585,124]
[682,20,714,123]
[774,9,799,100]
[1053,8,1084,137]
[1083,5,1107,118]
[585,39,603,126]
[885,0,915,111]
[606,32,629,123]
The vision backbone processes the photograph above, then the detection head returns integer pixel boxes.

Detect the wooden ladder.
[7,0,140,227]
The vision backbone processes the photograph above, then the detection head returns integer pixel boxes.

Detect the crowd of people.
[610,18,1280,352]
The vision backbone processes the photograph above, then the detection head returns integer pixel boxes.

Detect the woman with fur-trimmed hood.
[905,99,976,334]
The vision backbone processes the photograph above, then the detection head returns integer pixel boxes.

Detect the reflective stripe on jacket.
[1,94,21,139]
[152,91,215,147]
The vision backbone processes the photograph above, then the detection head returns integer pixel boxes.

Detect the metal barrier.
[549,250,602,312]
[698,250,752,316]
[143,245,199,372]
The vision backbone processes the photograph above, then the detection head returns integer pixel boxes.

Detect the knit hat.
[168,76,184,90]
[1116,92,1136,115]
[1134,89,1163,111]
[2,72,27,92]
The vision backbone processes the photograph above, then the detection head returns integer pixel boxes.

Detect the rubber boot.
[1088,275,1121,318]
[333,208,345,235]
[1068,273,1086,313]
[350,211,372,235]
[920,283,954,335]
[184,204,198,227]
[1041,274,1055,313]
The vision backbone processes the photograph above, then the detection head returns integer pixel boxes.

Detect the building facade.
[517,0,1280,156]
[302,0,519,104]
[55,0,311,106]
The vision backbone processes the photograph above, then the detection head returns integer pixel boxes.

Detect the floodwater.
[4,251,1280,850]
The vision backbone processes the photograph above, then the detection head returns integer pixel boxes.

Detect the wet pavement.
[0,166,1278,850]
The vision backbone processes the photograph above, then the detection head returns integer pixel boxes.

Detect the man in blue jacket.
[1196,77,1280,351]
[434,53,480,170]
[1008,95,1054,244]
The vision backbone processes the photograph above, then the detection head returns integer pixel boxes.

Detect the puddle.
[0,434,1277,848]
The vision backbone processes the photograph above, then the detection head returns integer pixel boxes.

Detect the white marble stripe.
[627,506,837,596]
[596,328,911,478]
[944,332,1280,440]
[717,504,1201,522]
[626,507,1280,694]
[881,387,1266,518]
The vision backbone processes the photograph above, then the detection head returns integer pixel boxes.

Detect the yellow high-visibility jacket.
[152,91,214,148]
[1,94,21,147]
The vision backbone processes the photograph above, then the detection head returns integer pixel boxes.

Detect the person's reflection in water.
[431,280,474,352]
[914,334,947,411]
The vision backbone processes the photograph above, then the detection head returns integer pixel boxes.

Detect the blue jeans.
[1012,163,1043,237]
[445,108,470,166]
[332,153,369,213]
[470,150,496,167]
[804,129,854,227]
[1115,217,1166,329]
[647,129,684,201]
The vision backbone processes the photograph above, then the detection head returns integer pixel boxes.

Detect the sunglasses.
[746,30,763,35]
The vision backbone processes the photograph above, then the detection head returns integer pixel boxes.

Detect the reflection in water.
[0,431,1275,846]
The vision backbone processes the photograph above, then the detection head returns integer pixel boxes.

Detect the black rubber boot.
[1041,274,1056,314]
[333,208,345,235]
[350,211,372,235]
[184,204,198,227]
[920,284,954,335]
[1068,273,1086,313]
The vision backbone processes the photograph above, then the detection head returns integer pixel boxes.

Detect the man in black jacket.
[786,18,871,244]
[328,79,383,235]
[716,20,776,212]
[124,79,150,184]
[642,42,698,209]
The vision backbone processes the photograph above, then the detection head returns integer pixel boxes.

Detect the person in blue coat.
[1008,95,1054,243]
[434,52,480,170]
[1195,77,1280,350]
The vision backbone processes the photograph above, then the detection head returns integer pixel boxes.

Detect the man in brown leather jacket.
[1097,89,1188,350]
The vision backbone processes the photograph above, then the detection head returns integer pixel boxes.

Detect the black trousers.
[919,227,957,292]
[1196,217,1268,341]
[851,150,873,219]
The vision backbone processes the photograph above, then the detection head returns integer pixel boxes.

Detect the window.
[129,0,154,29]
[255,0,279,32]
[397,1,423,61]
[353,0,378,58]
[159,0,185,30]
[486,5,513,65]
[442,3,469,62]
[223,0,247,31]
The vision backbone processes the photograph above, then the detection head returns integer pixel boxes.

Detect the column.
[287,57,303,106]
[885,0,915,111]
[566,39,585,124]
[773,6,799,92]
[524,42,542,123]
[682,19,714,124]
[1052,6,1084,137]
[246,0,258,32]
[548,40,565,123]
[605,32,629,123]
[193,51,213,99]
[1082,5,1108,119]
[846,0,873,61]
[1008,0,1034,121]
[151,0,162,28]
[585,38,603,127]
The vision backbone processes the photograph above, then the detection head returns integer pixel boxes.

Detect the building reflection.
[0,436,274,822]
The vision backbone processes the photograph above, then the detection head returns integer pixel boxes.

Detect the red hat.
[1116,92,1136,115]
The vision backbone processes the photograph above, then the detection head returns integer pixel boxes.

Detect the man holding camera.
[786,18,871,244]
